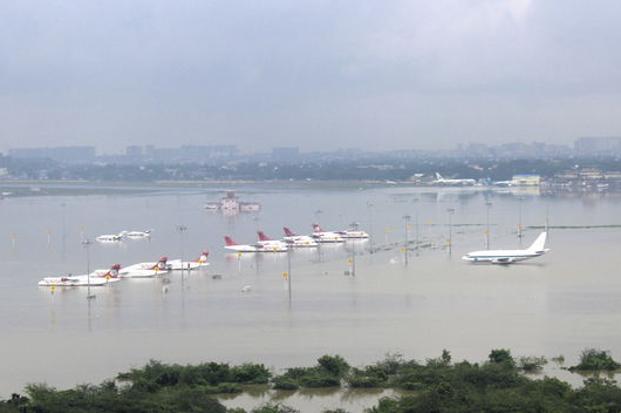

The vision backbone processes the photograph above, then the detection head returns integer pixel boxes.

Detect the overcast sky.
[1,0,621,153]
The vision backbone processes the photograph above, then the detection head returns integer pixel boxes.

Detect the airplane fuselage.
[462,249,546,264]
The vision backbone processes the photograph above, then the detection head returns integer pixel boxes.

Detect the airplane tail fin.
[224,236,237,246]
[196,250,209,263]
[527,232,547,252]
[257,231,270,241]
[152,256,168,270]
[312,223,323,233]
[283,227,296,237]
[107,264,121,278]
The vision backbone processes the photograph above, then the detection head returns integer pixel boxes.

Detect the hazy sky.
[2,0,621,153]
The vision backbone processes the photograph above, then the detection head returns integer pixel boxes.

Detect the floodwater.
[1,183,621,411]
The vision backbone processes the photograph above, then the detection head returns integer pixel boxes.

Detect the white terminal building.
[205,191,261,212]
[511,174,541,186]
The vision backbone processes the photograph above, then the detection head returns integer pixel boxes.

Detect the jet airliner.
[462,232,549,264]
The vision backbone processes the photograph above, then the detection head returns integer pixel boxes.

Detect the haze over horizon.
[2,0,621,153]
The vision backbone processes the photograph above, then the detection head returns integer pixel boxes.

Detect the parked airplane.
[119,230,151,239]
[257,231,290,250]
[433,173,477,186]
[462,232,549,264]
[224,236,287,253]
[311,224,345,243]
[167,250,210,271]
[119,256,170,277]
[96,234,122,243]
[38,264,122,287]
[337,223,370,239]
[90,264,122,281]
[283,227,319,247]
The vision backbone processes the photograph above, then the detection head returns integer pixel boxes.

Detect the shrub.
[230,363,271,384]
[272,377,299,391]
[518,356,548,373]
[570,349,621,372]
[488,349,516,368]
[317,355,350,378]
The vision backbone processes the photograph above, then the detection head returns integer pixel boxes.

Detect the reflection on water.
[2,184,621,410]
[218,386,398,412]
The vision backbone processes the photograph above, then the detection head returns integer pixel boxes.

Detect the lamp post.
[447,208,455,255]
[367,202,374,254]
[403,214,411,266]
[349,222,357,276]
[287,243,292,304]
[485,201,492,249]
[82,238,95,300]
[176,225,188,277]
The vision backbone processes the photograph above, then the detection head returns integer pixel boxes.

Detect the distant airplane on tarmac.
[461,232,549,265]
[434,173,477,186]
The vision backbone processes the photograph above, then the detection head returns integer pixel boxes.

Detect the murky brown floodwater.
[1,184,621,411]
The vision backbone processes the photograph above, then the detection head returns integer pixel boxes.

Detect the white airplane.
[38,264,122,287]
[168,250,210,271]
[337,224,370,239]
[433,173,477,186]
[224,236,287,253]
[90,264,123,281]
[96,234,123,243]
[257,231,290,249]
[462,232,549,264]
[119,256,170,277]
[283,227,319,247]
[311,224,346,243]
[119,230,151,239]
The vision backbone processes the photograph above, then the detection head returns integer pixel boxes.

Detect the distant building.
[575,137,621,156]
[9,146,96,163]
[204,191,261,213]
[511,175,541,186]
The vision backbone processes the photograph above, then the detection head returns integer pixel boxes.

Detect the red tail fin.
[224,236,237,246]
[313,223,323,233]
[283,227,296,237]
[201,250,209,257]
[257,231,271,241]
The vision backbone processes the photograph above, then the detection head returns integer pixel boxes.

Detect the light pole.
[415,212,420,256]
[403,214,411,266]
[517,197,523,241]
[367,201,374,254]
[447,208,455,255]
[177,225,188,278]
[314,209,323,262]
[485,201,492,249]
[287,244,292,304]
[82,238,95,300]
[349,222,357,276]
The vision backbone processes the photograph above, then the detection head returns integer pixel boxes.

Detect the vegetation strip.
[2,348,620,412]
